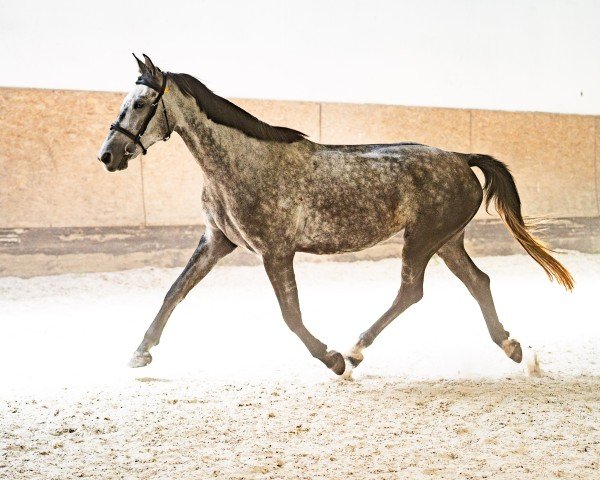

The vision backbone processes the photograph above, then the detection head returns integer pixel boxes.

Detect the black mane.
[165,72,307,143]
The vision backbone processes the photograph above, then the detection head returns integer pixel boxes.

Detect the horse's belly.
[297,210,406,254]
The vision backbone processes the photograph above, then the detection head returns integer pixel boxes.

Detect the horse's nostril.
[100,152,112,165]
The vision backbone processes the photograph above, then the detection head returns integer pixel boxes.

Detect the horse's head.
[98,54,173,172]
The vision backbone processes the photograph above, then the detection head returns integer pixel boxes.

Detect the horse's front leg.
[263,254,346,375]
[129,228,236,367]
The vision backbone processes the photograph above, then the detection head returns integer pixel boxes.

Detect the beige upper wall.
[0,89,145,228]
[0,87,598,229]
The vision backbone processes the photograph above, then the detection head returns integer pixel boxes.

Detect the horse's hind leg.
[129,228,236,368]
[263,254,346,375]
[437,232,522,363]
[345,226,452,369]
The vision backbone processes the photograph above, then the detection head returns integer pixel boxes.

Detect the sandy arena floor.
[1,252,599,479]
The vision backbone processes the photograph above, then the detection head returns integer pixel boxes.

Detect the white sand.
[1,252,599,479]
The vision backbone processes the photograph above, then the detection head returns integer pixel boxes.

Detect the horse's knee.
[410,285,424,305]
[399,283,423,308]
[476,271,490,289]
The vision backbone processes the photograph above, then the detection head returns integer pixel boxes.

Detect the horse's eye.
[133,101,144,110]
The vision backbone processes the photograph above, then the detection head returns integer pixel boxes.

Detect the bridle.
[110,73,171,155]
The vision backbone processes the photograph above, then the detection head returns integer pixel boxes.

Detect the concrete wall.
[0,87,598,230]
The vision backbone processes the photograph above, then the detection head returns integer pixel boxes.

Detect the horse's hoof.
[340,357,355,381]
[502,339,522,363]
[344,346,364,368]
[128,351,152,368]
[322,350,345,376]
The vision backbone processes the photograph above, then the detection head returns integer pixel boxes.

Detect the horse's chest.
[202,187,283,252]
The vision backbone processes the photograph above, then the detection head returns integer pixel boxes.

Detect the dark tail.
[468,154,574,291]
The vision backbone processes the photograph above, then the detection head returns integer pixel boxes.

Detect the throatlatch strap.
[161,98,171,141]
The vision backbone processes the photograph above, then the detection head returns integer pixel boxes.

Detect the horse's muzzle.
[98,151,128,172]
[100,152,112,166]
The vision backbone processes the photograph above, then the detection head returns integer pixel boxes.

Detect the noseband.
[110,74,171,155]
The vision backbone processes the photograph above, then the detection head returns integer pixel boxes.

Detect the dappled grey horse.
[98,55,573,376]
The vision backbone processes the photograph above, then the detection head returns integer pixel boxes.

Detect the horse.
[98,54,573,377]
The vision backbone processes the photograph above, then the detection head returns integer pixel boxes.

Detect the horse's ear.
[133,53,146,74]
[142,54,157,75]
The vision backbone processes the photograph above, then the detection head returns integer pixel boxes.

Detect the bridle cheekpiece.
[110,73,171,155]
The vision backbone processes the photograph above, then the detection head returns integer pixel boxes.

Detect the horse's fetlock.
[311,346,327,359]
[492,329,509,347]
[321,350,345,375]
[358,332,373,349]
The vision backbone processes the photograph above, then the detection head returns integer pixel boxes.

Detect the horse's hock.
[0,87,599,276]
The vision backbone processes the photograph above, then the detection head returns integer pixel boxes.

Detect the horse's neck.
[175,110,268,180]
